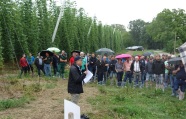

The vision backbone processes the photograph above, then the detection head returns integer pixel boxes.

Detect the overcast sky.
[56,0,186,28]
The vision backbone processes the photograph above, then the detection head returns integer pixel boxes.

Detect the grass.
[87,85,186,119]
[0,96,30,111]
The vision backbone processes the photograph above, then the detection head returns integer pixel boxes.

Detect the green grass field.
[87,84,186,119]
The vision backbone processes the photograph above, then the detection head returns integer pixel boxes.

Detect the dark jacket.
[109,60,117,72]
[130,60,143,72]
[146,62,153,74]
[53,55,59,67]
[140,59,146,72]
[68,64,86,94]
[152,60,165,75]
[89,57,97,67]
[96,60,105,73]
[34,57,43,67]
[176,66,186,80]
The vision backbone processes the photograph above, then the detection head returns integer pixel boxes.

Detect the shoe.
[81,114,89,119]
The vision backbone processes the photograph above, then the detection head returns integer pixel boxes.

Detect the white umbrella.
[47,47,60,53]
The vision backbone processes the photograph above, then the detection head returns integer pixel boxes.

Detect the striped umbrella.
[178,42,186,71]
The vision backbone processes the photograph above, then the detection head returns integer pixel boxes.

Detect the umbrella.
[95,48,114,55]
[168,57,182,64]
[178,42,186,71]
[115,54,131,59]
[143,52,153,56]
[47,47,60,52]
[40,50,54,57]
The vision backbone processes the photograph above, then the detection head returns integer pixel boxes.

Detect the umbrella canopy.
[115,54,131,59]
[178,42,186,71]
[47,47,60,53]
[40,50,54,57]
[143,52,153,56]
[168,57,182,64]
[95,48,114,55]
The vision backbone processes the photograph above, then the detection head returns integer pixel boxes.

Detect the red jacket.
[20,57,28,67]
[69,56,74,66]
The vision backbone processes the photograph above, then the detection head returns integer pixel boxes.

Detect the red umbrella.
[115,54,131,59]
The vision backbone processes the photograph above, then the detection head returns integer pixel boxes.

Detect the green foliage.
[0,96,30,111]
[88,85,186,119]
[45,83,57,89]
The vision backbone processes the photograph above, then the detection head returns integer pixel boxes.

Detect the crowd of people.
[80,53,186,101]
[19,51,186,101]
[19,50,67,79]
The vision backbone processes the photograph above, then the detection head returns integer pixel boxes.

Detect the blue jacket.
[27,56,35,65]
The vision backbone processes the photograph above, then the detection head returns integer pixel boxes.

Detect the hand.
[177,67,180,71]
[84,71,88,75]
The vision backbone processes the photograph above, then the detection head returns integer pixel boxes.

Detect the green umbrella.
[47,47,60,53]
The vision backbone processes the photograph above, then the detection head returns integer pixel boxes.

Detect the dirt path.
[0,80,99,119]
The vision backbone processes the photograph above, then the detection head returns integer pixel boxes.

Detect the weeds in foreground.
[88,85,186,119]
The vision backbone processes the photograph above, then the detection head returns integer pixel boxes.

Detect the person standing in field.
[58,50,67,79]
[69,52,76,66]
[115,59,124,87]
[43,52,53,77]
[27,53,35,77]
[145,58,154,88]
[130,56,143,88]
[80,52,87,73]
[140,56,146,87]
[19,54,28,78]
[152,55,165,92]
[96,55,105,85]
[89,53,97,81]
[52,51,59,77]
[34,53,45,77]
[102,56,109,84]
[68,56,87,104]
[164,55,169,88]
[173,61,186,100]
[123,57,132,87]
[109,56,117,85]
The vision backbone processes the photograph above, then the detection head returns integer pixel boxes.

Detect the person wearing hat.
[68,56,87,104]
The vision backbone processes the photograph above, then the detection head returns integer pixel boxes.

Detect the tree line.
[0,0,186,69]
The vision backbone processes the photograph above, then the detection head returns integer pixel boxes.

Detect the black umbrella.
[143,52,153,56]
[95,48,114,55]
[168,57,182,64]
[40,50,54,57]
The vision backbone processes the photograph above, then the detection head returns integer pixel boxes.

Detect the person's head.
[126,57,130,62]
[149,58,153,63]
[22,54,26,58]
[135,56,139,62]
[111,56,115,60]
[156,54,161,61]
[80,52,85,57]
[74,56,82,66]
[53,51,56,55]
[97,55,101,61]
[61,50,65,55]
[118,58,122,63]
[29,53,32,57]
[141,56,144,59]
[46,52,49,57]
[103,56,107,61]
[179,60,184,67]
[92,53,95,58]
[72,52,76,57]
